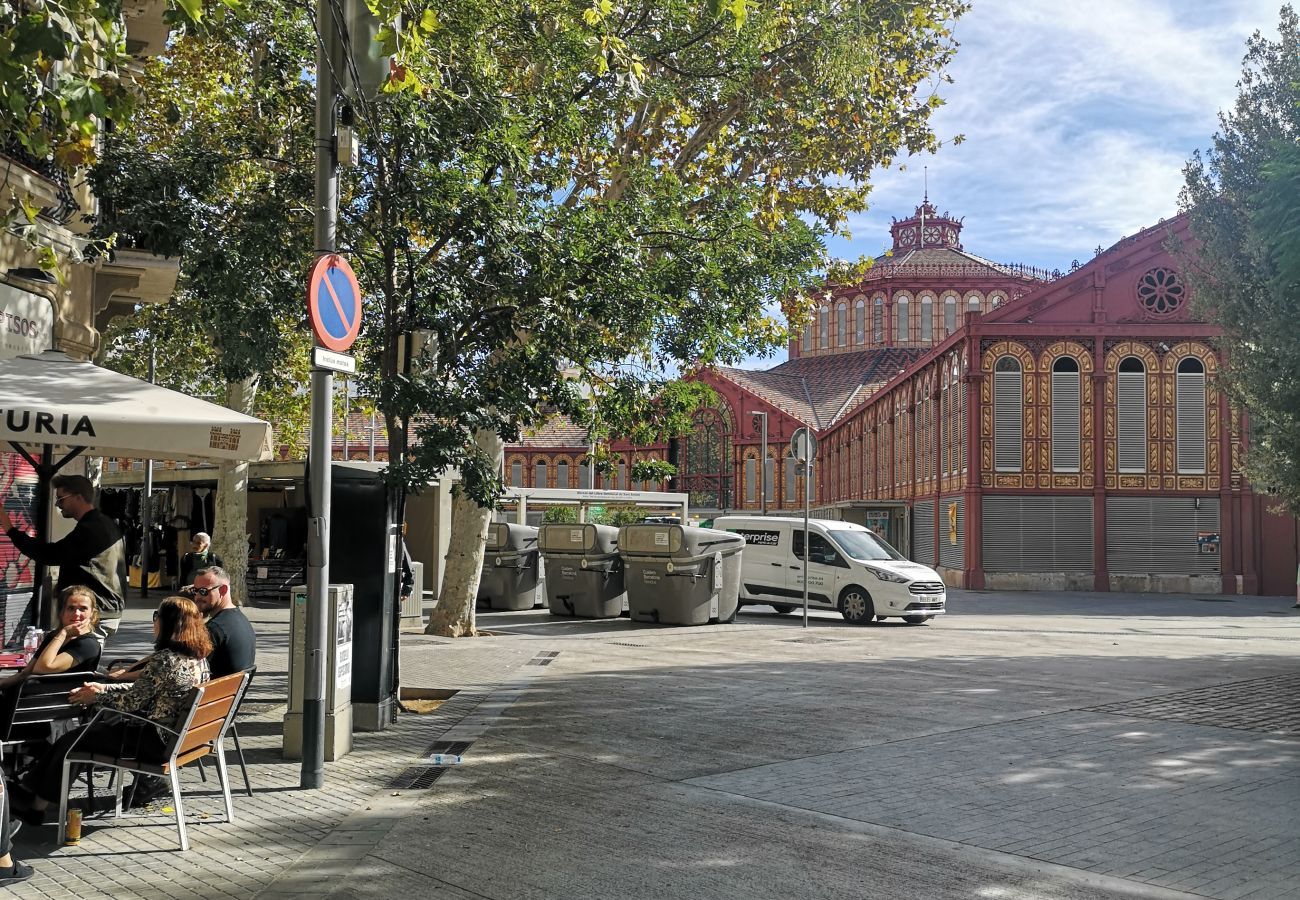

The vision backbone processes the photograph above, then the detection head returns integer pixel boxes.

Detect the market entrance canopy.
[0,350,274,463]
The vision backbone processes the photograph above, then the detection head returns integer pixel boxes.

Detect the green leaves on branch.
[1180,6,1300,511]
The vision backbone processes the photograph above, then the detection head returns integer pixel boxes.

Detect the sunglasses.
[185,585,223,598]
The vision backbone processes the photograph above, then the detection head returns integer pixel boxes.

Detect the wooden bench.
[0,672,89,766]
[57,670,250,851]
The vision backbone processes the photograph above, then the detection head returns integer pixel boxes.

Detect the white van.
[712,516,946,625]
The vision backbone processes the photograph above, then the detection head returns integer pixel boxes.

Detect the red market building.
[505,201,1299,595]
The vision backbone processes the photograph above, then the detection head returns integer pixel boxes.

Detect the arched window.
[534,459,548,488]
[785,458,797,505]
[1051,357,1081,471]
[579,461,591,488]
[617,460,627,490]
[896,296,910,342]
[1176,357,1207,473]
[854,298,866,344]
[764,453,774,502]
[993,356,1023,471]
[872,297,884,343]
[744,456,757,503]
[801,325,811,353]
[920,296,933,342]
[944,296,957,335]
[510,460,524,487]
[556,459,570,488]
[967,295,982,315]
[1117,356,1147,473]
[836,303,847,347]
[819,306,829,349]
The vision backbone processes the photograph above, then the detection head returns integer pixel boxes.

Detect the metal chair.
[0,672,90,767]
[57,670,249,851]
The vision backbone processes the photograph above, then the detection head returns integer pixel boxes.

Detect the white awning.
[0,350,274,463]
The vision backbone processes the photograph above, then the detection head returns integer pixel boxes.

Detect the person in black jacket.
[178,531,222,588]
[0,474,127,639]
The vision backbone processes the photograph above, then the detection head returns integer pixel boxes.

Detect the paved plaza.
[8,589,1299,899]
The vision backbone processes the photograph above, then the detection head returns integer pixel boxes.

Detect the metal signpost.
[789,427,816,629]
[303,0,362,788]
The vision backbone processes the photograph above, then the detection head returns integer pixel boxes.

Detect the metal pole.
[802,459,810,629]
[342,379,350,460]
[748,411,767,515]
[140,324,155,600]
[302,0,339,791]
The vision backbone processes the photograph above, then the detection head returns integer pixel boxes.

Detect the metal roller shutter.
[982,496,1093,572]
[912,499,935,565]
[1051,372,1081,471]
[1177,372,1207,473]
[938,496,964,569]
[1117,372,1146,472]
[1106,496,1220,575]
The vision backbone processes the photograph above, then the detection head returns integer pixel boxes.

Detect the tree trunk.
[425,428,503,637]
[215,376,259,606]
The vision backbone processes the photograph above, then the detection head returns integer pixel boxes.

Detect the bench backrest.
[0,672,90,744]
[165,671,249,763]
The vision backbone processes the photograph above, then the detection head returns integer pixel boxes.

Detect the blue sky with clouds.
[829,0,1285,272]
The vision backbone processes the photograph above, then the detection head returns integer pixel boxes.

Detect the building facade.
[503,200,1297,595]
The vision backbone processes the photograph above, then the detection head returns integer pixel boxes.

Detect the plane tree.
[345,0,968,635]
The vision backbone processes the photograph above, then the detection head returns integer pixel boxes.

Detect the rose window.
[1136,267,1186,318]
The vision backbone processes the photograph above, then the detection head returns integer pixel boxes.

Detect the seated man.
[190,566,255,677]
[0,586,101,692]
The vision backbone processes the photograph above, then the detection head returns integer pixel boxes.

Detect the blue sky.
[832,0,1285,271]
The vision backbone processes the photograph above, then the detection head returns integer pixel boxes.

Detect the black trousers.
[0,781,10,857]
[27,719,166,805]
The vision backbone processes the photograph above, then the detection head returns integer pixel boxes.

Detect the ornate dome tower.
[889,199,964,252]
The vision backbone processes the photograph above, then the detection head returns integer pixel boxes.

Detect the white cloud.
[830,0,1285,269]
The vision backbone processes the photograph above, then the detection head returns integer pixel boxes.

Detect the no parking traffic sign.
[307,254,362,352]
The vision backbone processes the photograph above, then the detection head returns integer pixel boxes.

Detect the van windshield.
[827,530,906,562]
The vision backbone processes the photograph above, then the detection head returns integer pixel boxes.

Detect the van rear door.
[728,523,789,600]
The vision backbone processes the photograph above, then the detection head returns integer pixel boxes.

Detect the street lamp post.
[748,411,768,515]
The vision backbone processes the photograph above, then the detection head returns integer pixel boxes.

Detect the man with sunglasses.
[187,565,255,677]
[0,474,126,640]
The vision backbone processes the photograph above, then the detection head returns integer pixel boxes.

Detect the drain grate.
[781,637,842,644]
[388,766,450,789]
[527,651,560,666]
[1194,597,1234,603]
[422,739,474,758]
[609,641,649,648]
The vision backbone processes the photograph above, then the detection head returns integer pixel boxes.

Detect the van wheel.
[771,604,796,615]
[839,588,874,625]
[904,615,931,625]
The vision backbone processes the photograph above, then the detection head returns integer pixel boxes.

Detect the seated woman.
[0,586,101,693]
[8,595,211,824]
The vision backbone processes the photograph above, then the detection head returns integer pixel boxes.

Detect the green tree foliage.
[1181,6,1300,510]
[92,2,317,448]
[349,0,967,506]
[0,0,233,269]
